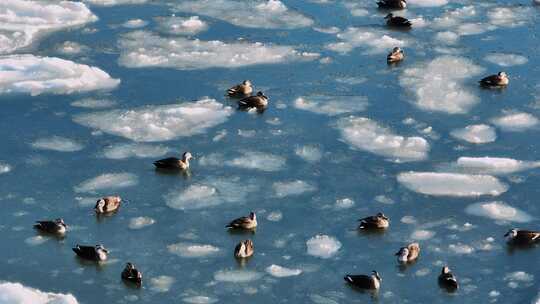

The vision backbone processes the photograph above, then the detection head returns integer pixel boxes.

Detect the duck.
[377,0,407,9]
[344,271,382,290]
[385,13,412,28]
[358,212,390,230]
[94,196,122,214]
[73,244,108,262]
[226,212,257,230]
[395,242,420,263]
[438,266,458,291]
[238,91,269,111]
[227,80,253,97]
[153,151,193,170]
[479,71,509,88]
[505,228,540,245]
[33,218,67,235]
[387,47,405,63]
[121,262,143,285]
[234,240,254,258]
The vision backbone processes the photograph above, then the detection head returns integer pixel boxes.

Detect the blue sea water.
[0,0,539,303]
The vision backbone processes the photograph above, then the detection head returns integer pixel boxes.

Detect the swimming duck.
[121,262,143,285]
[387,47,405,63]
[33,218,67,235]
[234,239,254,258]
[377,0,407,9]
[479,71,509,88]
[505,228,540,245]
[385,13,412,28]
[227,80,253,97]
[344,271,382,290]
[395,242,420,263]
[358,212,390,230]
[226,212,257,230]
[73,244,108,262]
[438,266,458,291]
[94,196,122,214]
[153,152,193,170]
[238,91,269,110]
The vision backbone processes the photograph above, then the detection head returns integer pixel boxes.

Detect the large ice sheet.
[452,157,540,175]
[465,201,533,223]
[0,282,78,304]
[450,124,496,144]
[294,96,368,116]
[397,172,508,196]
[326,27,406,54]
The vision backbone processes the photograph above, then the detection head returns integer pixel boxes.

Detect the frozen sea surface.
[0,0,539,303]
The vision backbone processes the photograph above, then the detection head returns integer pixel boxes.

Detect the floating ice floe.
[465,201,533,223]
[411,229,436,240]
[118,31,318,70]
[0,281,78,304]
[343,2,369,17]
[273,180,316,198]
[182,296,218,304]
[295,145,322,163]
[448,243,474,254]
[408,0,448,7]
[157,16,208,35]
[167,242,220,258]
[0,162,12,174]
[0,0,96,54]
[226,151,286,172]
[214,270,263,283]
[487,7,533,27]
[306,235,341,258]
[25,235,48,246]
[56,41,88,55]
[74,173,138,193]
[504,271,534,289]
[71,98,116,109]
[102,143,169,159]
[150,275,175,293]
[165,177,258,210]
[293,96,368,116]
[0,55,119,96]
[336,116,429,162]
[266,264,302,277]
[267,211,283,221]
[335,198,355,209]
[83,0,147,6]
[397,172,508,197]
[31,136,84,152]
[74,99,233,142]
[399,56,483,114]
[451,157,540,175]
[128,216,155,229]
[326,27,406,54]
[484,53,528,67]
[174,0,313,29]
[450,124,496,144]
[122,19,148,29]
[491,111,539,132]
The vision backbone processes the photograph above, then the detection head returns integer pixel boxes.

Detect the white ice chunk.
[226,151,286,172]
[452,157,540,175]
[465,201,533,223]
[273,180,316,198]
[74,99,233,142]
[165,177,258,210]
[266,211,283,221]
[174,0,313,29]
[149,276,175,293]
[484,53,528,67]
[293,96,368,116]
[411,229,435,240]
[326,27,406,54]
[0,282,78,304]
[266,265,302,277]
[122,19,148,29]
[0,55,119,96]
[31,136,84,152]
[408,0,447,7]
[167,242,220,258]
[118,31,318,70]
[487,7,533,27]
[74,173,138,193]
[295,145,322,163]
[182,296,218,304]
[306,235,341,258]
[397,172,508,197]
[157,16,208,35]
[214,270,262,283]
[83,0,147,6]
[56,41,88,55]
[335,198,355,209]
[448,243,474,254]
[491,111,539,132]
[450,124,496,144]
[399,56,483,114]
[336,116,429,162]
[0,0,96,54]
[128,216,155,229]
[0,162,10,174]
[102,143,169,159]
[71,98,116,109]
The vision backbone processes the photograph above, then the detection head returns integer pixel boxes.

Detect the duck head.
[256,91,268,100]
[55,218,67,228]
[498,71,508,79]
[441,266,451,275]
[125,262,134,270]
[249,212,256,221]
[94,199,106,213]
[376,212,389,220]
[96,244,109,253]
[395,247,409,262]
[182,151,194,161]
[243,80,252,86]
[372,270,382,282]
[504,228,518,241]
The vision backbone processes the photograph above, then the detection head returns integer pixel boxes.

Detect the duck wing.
[238,96,257,107]
[34,221,57,232]
[517,230,540,242]
[153,157,180,168]
[344,275,372,288]
[479,75,499,86]
[73,245,97,260]
[226,216,250,228]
